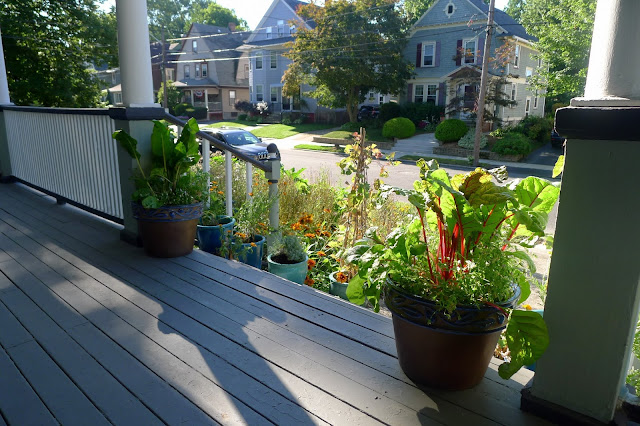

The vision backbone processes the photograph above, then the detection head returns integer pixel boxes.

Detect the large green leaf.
[178,117,201,158]
[512,177,560,215]
[150,120,174,163]
[499,310,549,379]
[552,155,565,178]
[346,274,366,305]
[112,130,140,160]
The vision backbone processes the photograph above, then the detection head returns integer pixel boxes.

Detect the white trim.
[533,92,539,109]
[525,96,531,115]
[421,41,436,67]
[514,44,520,68]
[510,83,517,107]
[443,1,457,18]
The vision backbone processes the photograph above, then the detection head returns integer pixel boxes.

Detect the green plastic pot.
[267,254,308,284]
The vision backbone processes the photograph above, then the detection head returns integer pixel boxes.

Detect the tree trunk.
[347,89,358,122]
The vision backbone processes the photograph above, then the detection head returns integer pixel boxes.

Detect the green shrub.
[379,102,402,122]
[340,122,361,132]
[281,113,292,125]
[515,116,552,144]
[492,132,531,156]
[173,102,192,116]
[435,119,468,142]
[402,102,445,125]
[551,102,568,117]
[382,117,416,139]
[238,114,248,121]
[173,103,207,119]
[458,129,488,149]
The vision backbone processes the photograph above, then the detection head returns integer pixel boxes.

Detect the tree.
[518,0,596,100]
[186,3,248,32]
[283,0,413,123]
[157,80,181,109]
[504,0,526,22]
[1,0,119,107]
[146,0,208,39]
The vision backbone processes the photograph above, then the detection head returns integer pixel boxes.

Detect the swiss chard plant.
[346,159,560,379]
[113,118,208,208]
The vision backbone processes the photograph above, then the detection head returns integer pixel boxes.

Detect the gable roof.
[247,0,314,43]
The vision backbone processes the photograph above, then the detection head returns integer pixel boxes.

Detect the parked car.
[199,127,271,161]
[551,129,566,148]
[357,105,380,121]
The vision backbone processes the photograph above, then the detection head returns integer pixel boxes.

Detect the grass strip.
[294,144,344,153]
[400,155,493,168]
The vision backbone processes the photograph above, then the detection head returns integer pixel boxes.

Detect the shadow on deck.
[0,182,549,425]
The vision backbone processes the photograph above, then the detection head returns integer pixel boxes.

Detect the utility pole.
[473,0,495,167]
[161,27,168,109]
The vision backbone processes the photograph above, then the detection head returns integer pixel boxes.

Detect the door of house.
[463,85,476,111]
[282,95,292,111]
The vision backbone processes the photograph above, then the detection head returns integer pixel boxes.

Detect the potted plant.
[197,183,235,255]
[113,119,208,258]
[346,159,560,390]
[267,233,308,284]
[228,191,272,268]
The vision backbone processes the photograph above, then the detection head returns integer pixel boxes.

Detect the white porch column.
[0,27,12,105]
[524,1,640,423]
[115,0,157,107]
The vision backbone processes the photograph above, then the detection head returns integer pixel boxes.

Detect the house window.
[266,27,272,38]
[379,95,385,103]
[195,63,201,78]
[192,40,197,53]
[422,42,435,67]
[256,84,263,102]
[525,97,531,115]
[114,92,122,105]
[427,84,437,104]
[271,86,278,102]
[229,90,236,106]
[270,51,277,69]
[290,24,296,34]
[526,67,533,80]
[202,63,208,78]
[463,39,476,64]
[510,83,517,107]
[166,68,175,81]
[414,85,424,103]
[278,20,285,36]
[534,92,539,109]
[184,65,190,79]
[444,2,456,16]
[244,64,249,78]
[514,45,520,67]
[256,53,263,70]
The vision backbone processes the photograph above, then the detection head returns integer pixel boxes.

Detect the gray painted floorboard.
[0,183,549,426]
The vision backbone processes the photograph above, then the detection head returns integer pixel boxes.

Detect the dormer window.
[192,40,197,53]
[444,2,456,17]
[266,27,272,39]
[277,20,285,36]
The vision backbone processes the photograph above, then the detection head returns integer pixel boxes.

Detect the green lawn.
[250,123,336,139]
[323,128,389,143]
[205,120,254,129]
[294,144,344,153]
[400,155,492,168]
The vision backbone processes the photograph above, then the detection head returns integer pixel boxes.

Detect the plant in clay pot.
[346,159,560,389]
[113,118,208,258]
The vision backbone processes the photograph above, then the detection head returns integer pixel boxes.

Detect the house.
[242,0,316,117]
[150,41,179,97]
[404,0,545,125]
[173,23,250,120]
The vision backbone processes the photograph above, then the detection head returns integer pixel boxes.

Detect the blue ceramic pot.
[235,234,266,269]
[267,254,308,284]
[196,216,235,255]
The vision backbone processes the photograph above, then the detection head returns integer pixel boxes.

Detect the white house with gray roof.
[174,23,250,120]
[405,0,545,124]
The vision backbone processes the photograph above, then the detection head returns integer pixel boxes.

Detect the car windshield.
[224,132,261,146]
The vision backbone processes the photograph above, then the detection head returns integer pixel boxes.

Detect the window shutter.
[456,40,463,66]
[416,43,422,68]
[438,82,445,106]
[407,83,413,102]
[435,41,441,67]
[478,37,485,65]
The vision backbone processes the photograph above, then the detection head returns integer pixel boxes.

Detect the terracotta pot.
[132,202,203,258]
[384,284,519,390]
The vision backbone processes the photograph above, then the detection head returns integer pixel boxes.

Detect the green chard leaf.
[499,310,549,379]
[552,155,564,178]
[113,130,141,160]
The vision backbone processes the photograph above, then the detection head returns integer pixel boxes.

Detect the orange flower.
[217,191,224,195]
[291,222,302,231]
[211,181,217,184]
[307,259,316,270]
[249,192,254,196]
[335,271,348,283]
[304,233,315,238]
[323,208,331,213]
[523,304,533,311]
[317,251,326,257]
[250,242,257,247]
[304,276,315,287]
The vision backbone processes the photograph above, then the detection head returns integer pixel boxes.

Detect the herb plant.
[113,118,207,208]
[346,159,560,379]
[268,233,307,264]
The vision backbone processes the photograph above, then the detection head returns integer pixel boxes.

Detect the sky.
[102,0,510,31]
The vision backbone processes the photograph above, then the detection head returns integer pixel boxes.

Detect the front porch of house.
[0,182,543,425]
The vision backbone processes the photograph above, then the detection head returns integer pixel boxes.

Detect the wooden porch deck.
[0,183,549,425]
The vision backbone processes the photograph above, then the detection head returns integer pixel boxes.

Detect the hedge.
[435,119,468,143]
[382,117,416,139]
[492,132,531,156]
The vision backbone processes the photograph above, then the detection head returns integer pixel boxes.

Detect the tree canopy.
[283,0,413,122]
[516,0,596,100]
[1,0,118,107]
[187,3,248,33]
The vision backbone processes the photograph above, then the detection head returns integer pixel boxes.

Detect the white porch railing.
[3,107,123,220]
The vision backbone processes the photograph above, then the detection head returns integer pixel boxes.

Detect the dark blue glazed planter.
[196,216,235,255]
[235,235,266,269]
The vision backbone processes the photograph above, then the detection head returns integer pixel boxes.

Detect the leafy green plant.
[233,191,273,242]
[382,117,416,139]
[458,129,488,149]
[379,101,402,122]
[268,233,307,263]
[435,119,468,143]
[200,183,227,226]
[492,132,532,156]
[402,102,445,125]
[113,118,208,208]
[346,159,560,379]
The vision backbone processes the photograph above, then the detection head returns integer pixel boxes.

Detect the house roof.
[466,0,537,42]
[173,78,218,88]
[244,36,295,48]
[283,0,316,28]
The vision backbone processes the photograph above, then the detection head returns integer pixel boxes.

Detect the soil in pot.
[267,254,308,284]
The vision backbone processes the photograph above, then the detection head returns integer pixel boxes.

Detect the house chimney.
[228,22,236,32]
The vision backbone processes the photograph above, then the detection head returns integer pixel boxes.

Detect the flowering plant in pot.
[267,233,309,284]
[225,191,272,268]
[346,159,560,389]
[197,184,235,255]
[113,118,208,258]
